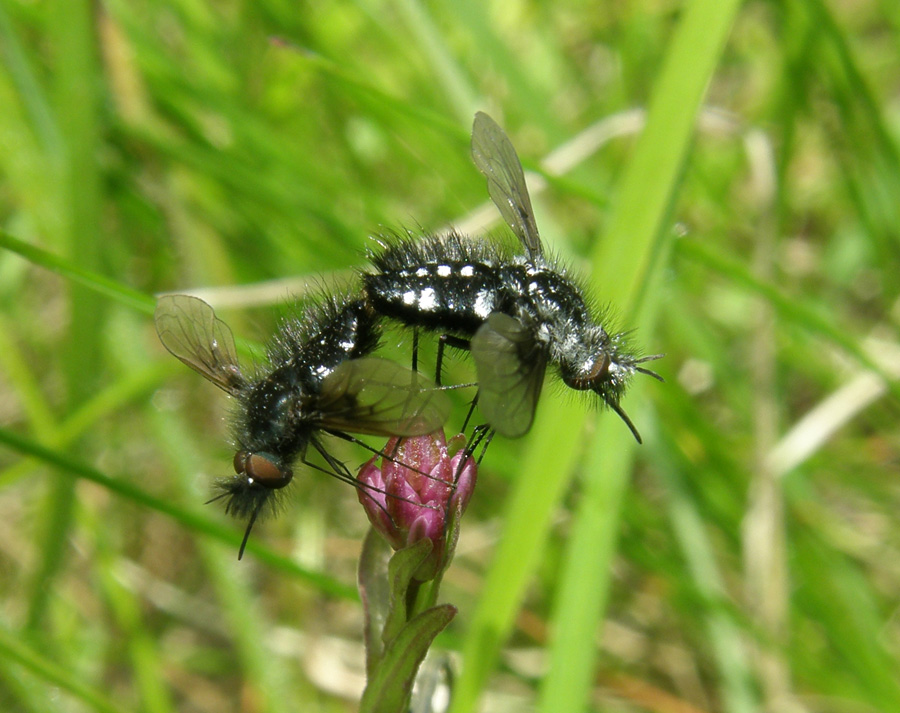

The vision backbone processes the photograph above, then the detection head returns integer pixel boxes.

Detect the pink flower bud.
[358,430,477,581]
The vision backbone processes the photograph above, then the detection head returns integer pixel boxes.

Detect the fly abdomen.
[269,297,381,377]
[363,261,509,335]
[504,263,593,334]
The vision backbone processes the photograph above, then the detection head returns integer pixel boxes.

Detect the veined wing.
[155,294,246,395]
[316,357,450,436]
[470,312,548,438]
[471,111,543,260]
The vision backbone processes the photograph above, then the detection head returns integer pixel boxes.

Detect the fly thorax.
[521,268,589,323]
[240,369,309,458]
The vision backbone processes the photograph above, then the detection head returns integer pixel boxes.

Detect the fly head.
[206,450,293,559]
[558,326,663,443]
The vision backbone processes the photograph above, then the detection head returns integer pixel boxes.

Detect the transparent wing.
[470,312,548,438]
[155,294,246,395]
[317,357,451,436]
[471,111,543,259]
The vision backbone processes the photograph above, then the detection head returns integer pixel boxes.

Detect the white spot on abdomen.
[474,290,492,318]
[419,287,437,311]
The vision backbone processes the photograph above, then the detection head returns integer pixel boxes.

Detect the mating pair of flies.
[156,112,662,557]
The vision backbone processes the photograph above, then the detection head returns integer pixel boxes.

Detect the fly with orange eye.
[155,292,451,558]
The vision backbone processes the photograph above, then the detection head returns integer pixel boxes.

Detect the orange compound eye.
[233,450,293,489]
[587,353,611,384]
[567,354,611,391]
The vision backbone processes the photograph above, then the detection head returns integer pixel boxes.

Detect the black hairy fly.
[155,292,450,558]
[363,112,662,440]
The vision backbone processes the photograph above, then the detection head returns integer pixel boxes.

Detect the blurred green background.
[2,0,899,712]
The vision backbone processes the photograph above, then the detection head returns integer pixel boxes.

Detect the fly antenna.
[635,354,665,383]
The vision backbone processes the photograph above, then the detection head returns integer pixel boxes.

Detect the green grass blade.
[0,622,125,713]
[451,0,742,708]
[536,1,746,711]
[0,426,356,599]
[0,230,154,314]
